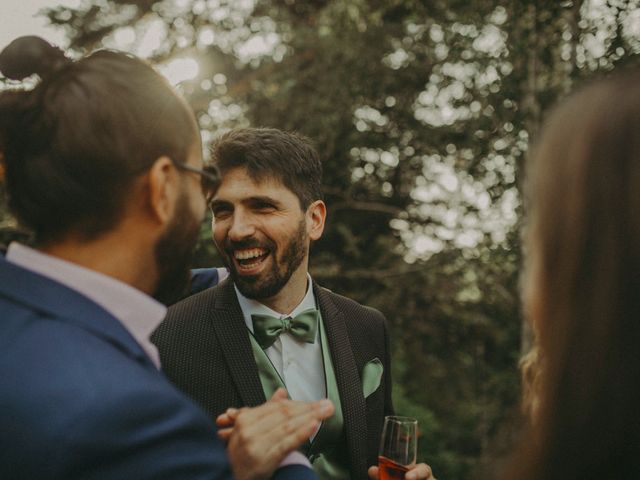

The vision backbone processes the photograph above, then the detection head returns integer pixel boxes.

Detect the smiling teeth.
[234,248,266,260]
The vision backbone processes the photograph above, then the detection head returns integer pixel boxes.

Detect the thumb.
[270,387,289,401]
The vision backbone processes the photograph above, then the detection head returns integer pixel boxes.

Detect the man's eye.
[254,202,275,211]
[211,207,231,219]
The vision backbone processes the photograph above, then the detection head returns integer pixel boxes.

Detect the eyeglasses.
[172,160,220,197]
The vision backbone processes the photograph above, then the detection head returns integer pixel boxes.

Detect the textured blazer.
[0,257,312,480]
[153,278,395,480]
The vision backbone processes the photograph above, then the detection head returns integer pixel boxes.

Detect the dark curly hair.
[209,128,323,210]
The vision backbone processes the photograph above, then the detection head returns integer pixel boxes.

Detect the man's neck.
[255,268,310,314]
[39,228,157,296]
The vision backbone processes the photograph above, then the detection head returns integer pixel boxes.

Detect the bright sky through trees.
[3,0,639,258]
[1,0,201,86]
[1,0,78,51]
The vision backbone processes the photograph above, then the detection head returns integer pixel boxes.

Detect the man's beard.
[226,218,307,300]
[152,193,201,306]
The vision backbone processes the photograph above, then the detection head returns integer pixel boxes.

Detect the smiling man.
[152,128,433,480]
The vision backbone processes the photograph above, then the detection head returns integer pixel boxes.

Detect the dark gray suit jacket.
[152,279,394,480]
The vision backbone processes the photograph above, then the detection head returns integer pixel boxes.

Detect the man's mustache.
[223,237,276,255]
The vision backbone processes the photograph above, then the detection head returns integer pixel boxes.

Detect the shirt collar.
[235,274,317,333]
[6,242,166,368]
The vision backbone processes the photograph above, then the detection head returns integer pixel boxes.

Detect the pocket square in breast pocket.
[362,357,383,398]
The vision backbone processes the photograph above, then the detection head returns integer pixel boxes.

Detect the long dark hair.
[507,69,640,479]
[0,36,197,244]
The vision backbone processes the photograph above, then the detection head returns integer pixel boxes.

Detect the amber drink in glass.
[378,415,417,480]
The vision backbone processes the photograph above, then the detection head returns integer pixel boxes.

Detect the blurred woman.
[506,69,640,479]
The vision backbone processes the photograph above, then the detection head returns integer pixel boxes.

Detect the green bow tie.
[251,308,319,349]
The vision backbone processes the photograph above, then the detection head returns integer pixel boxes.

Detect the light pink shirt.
[6,242,166,368]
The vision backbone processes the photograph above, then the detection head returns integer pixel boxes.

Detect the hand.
[368,463,435,480]
[216,388,289,443]
[226,389,335,480]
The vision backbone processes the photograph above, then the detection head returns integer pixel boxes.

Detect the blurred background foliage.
[2,0,640,478]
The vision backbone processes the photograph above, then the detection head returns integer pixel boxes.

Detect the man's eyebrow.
[208,199,231,209]
[247,195,281,205]
[209,196,281,208]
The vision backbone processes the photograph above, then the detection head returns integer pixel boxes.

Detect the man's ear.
[147,156,179,225]
[306,200,326,241]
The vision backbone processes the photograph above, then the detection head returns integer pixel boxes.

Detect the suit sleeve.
[0,293,230,480]
[272,464,318,480]
[50,371,231,480]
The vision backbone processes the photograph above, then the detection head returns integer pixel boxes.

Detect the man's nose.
[227,210,256,241]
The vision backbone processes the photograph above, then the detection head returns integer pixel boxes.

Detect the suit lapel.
[210,280,266,407]
[314,283,368,479]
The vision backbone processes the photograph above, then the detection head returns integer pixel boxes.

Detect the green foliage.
[346,236,523,479]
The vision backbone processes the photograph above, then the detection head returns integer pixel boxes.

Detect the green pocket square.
[362,357,383,398]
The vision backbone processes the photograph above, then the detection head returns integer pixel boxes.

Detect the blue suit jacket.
[190,267,225,295]
[0,257,314,480]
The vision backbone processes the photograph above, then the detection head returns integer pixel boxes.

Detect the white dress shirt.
[235,274,327,403]
[6,242,166,368]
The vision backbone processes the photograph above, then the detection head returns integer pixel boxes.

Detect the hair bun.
[0,36,70,81]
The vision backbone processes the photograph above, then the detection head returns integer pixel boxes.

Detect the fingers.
[237,398,334,438]
[217,396,334,452]
[262,415,320,456]
[269,387,289,401]
[405,463,433,480]
[219,394,331,432]
[216,407,241,444]
[368,463,433,480]
[227,399,334,480]
[233,399,334,462]
[259,401,333,461]
[216,407,239,427]
[236,398,333,447]
[217,427,233,442]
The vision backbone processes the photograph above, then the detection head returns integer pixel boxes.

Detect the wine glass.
[378,415,418,479]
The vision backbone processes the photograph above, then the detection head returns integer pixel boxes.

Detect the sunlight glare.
[136,18,167,58]
[113,27,136,48]
[159,57,200,85]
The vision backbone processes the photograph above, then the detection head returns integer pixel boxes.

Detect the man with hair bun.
[0,36,332,480]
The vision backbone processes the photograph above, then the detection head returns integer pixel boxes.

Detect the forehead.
[215,167,295,199]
